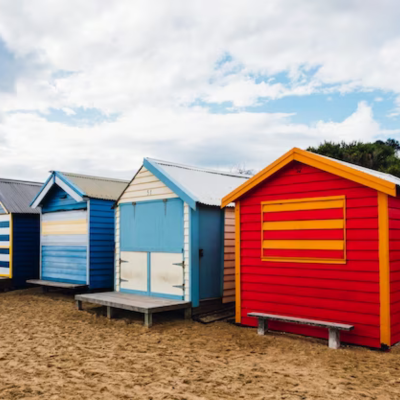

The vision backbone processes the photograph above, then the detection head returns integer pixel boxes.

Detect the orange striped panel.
[261,196,346,264]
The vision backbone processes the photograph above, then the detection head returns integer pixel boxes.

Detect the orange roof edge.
[221,147,397,208]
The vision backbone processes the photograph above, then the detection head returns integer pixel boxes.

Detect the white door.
[150,252,184,297]
[120,251,148,292]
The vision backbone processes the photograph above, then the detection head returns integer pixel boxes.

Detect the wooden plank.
[263,240,344,250]
[247,312,354,331]
[262,198,344,213]
[263,219,344,231]
[27,279,87,289]
[75,291,191,314]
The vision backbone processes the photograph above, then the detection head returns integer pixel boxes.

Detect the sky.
[0,0,400,182]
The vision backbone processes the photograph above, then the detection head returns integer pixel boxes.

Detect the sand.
[0,289,399,400]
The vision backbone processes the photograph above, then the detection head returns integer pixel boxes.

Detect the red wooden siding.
[240,161,381,348]
[389,195,400,345]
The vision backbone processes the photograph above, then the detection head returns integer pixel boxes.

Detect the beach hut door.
[119,199,185,299]
[120,251,184,298]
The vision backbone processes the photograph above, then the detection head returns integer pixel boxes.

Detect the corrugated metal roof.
[318,153,400,187]
[0,178,42,214]
[59,172,130,201]
[148,158,251,207]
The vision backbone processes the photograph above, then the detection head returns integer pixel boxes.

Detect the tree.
[307,139,400,178]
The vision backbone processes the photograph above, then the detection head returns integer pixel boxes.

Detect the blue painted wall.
[198,205,224,300]
[190,208,200,307]
[120,199,184,253]
[89,199,114,289]
[12,214,40,286]
[41,246,87,284]
[42,185,86,213]
[40,183,88,285]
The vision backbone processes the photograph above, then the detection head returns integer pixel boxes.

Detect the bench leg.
[76,300,83,311]
[144,313,153,328]
[329,328,340,349]
[257,319,268,335]
[107,306,114,319]
[184,308,192,320]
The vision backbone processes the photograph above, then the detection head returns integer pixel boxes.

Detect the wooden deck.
[27,279,88,290]
[75,292,192,327]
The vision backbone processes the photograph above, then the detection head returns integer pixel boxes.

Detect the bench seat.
[248,312,354,349]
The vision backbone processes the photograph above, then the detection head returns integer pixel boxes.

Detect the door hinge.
[173,261,185,267]
[173,284,185,289]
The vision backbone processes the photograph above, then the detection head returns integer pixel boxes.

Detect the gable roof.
[31,171,129,209]
[59,172,129,201]
[116,158,251,209]
[0,178,42,214]
[221,147,400,207]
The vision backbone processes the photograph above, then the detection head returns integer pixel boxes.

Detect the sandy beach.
[0,288,399,400]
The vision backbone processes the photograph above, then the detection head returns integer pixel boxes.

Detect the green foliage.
[307,139,400,178]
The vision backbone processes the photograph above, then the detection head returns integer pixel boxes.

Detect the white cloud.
[0,1,399,179]
[0,101,397,182]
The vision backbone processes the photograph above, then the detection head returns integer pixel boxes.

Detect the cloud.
[0,101,396,182]
[0,1,399,180]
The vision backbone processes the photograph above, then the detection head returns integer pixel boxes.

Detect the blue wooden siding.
[120,199,184,252]
[42,246,87,284]
[12,214,40,286]
[190,207,200,307]
[42,185,87,213]
[40,184,88,285]
[89,199,114,289]
[198,205,224,300]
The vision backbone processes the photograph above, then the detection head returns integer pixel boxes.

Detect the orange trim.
[378,192,390,346]
[235,201,241,323]
[221,148,397,207]
[261,195,346,264]
[262,240,344,250]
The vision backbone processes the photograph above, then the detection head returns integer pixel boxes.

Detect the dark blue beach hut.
[0,178,42,288]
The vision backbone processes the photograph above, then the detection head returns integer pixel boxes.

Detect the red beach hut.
[221,147,400,349]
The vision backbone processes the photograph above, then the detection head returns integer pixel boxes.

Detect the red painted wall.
[389,196,400,346]
[240,160,381,348]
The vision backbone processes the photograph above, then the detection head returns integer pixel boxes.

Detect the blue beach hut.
[29,171,129,290]
[0,178,42,289]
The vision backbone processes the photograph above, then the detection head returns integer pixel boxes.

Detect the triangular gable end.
[221,148,397,207]
[0,201,8,214]
[31,171,86,209]
[114,159,198,210]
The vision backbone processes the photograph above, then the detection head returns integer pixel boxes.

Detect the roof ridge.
[146,157,251,179]
[57,171,130,183]
[0,178,43,185]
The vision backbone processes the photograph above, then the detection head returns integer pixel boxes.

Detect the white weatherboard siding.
[184,203,190,301]
[119,167,178,203]
[223,207,235,303]
[0,214,11,276]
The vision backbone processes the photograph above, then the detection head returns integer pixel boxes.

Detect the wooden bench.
[248,312,354,349]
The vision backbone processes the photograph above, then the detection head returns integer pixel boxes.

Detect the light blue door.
[120,199,184,299]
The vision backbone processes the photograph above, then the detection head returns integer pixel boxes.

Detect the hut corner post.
[235,201,241,323]
[378,192,391,348]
